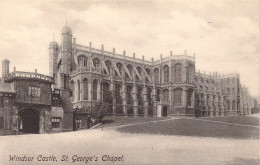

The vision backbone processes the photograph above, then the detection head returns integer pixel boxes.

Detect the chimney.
[2,59,10,78]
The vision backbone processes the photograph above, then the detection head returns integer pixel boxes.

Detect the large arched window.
[126,85,133,104]
[207,95,210,106]
[237,100,240,110]
[187,89,193,106]
[147,87,152,106]
[154,68,159,83]
[77,80,80,101]
[173,64,182,83]
[227,88,230,95]
[83,78,88,100]
[162,89,169,101]
[115,84,121,104]
[93,79,98,100]
[226,101,230,110]
[163,65,169,83]
[157,89,161,101]
[232,88,235,95]
[187,64,194,83]
[93,58,100,71]
[102,82,110,103]
[78,55,87,67]
[137,86,143,105]
[232,100,236,110]
[201,94,205,106]
[174,88,182,106]
[218,95,221,107]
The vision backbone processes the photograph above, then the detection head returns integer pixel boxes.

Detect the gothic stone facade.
[0,25,253,135]
[50,25,252,122]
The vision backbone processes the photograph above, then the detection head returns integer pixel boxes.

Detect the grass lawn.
[200,116,260,126]
[98,116,169,128]
[117,118,260,139]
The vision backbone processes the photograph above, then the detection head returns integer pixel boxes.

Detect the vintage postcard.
[0,0,259,164]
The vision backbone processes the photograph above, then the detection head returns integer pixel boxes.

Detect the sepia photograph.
[0,0,259,164]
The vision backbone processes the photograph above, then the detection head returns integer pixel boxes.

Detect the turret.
[2,59,10,78]
[49,41,58,77]
[61,25,72,74]
[60,25,72,89]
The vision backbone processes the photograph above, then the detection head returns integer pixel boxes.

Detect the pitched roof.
[0,82,16,93]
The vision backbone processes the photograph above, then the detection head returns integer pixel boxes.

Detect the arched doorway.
[162,106,168,117]
[19,109,39,134]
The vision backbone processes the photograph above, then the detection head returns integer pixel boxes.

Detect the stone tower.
[59,25,73,131]
[49,41,58,77]
[61,25,72,75]
[60,25,72,89]
[2,59,10,78]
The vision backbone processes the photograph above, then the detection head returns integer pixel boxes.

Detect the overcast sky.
[0,0,259,99]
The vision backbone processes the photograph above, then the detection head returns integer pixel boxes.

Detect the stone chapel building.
[0,24,254,135]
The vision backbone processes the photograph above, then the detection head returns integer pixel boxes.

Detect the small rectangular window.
[76,119,82,128]
[29,86,40,98]
[52,117,61,128]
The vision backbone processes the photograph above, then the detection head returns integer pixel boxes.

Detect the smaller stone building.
[0,59,73,135]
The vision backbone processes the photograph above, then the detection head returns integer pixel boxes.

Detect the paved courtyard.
[0,115,259,165]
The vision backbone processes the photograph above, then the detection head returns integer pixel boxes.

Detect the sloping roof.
[0,82,16,93]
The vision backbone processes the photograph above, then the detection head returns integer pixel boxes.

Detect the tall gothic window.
[115,84,121,104]
[78,55,87,67]
[187,89,193,106]
[103,82,110,103]
[93,58,100,71]
[232,88,235,95]
[93,79,98,100]
[126,85,133,104]
[218,95,221,107]
[174,88,182,106]
[227,88,230,95]
[163,65,169,83]
[187,65,194,83]
[173,64,182,83]
[77,80,80,101]
[207,95,210,106]
[237,101,240,110]
[154,68,159,83]
[201,94,205,106]
[157,89,161,101]
[83,79,88,100]
[226,101,230,110]
[232,100,236,110]
[147,87,152,106]
[137,86,143,105]
[162,89,169,101]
